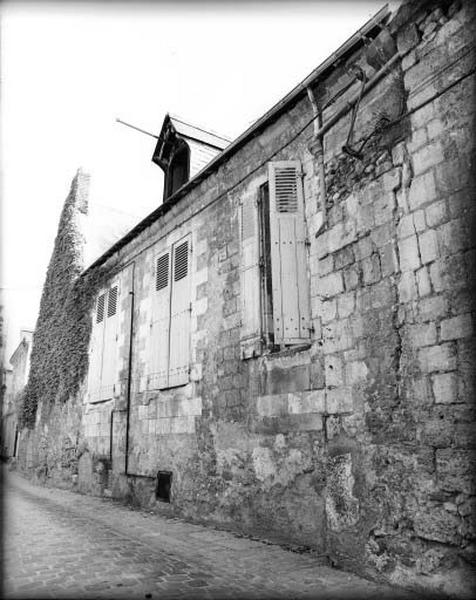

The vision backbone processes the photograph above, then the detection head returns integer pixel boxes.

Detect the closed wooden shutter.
[149,251,172,389]
[88,292,106,402]
[100,284,119,400]
[268,161,310,345]
[240,191,262,358]
[168,236,191,387]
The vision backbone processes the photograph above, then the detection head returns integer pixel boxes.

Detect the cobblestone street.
[2,469,423,599]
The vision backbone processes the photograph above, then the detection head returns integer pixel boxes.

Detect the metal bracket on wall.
[342,66,368,159]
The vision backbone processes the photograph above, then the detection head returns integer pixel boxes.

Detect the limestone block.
[407,323,437,347]
[408,170,437,211]
[319,272,344,299]
[398,235,421,272]
[345,361,368,385]
[418,343,457,373]
[432,372,458,404]
[418,295,448,322]
[398,271,417,303]
[325,453,359,532]
[414,505,461,544]
[419,229,438,264]
[325,355,343,388]
[436,448,475,494]
[440,313,473,340]
[326,387,353,414]
[256,394,287,417]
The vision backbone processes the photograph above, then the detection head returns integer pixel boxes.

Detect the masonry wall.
[17,0,475,596]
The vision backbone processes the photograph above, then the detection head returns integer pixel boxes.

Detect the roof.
[9,336,31,366]
[168,115,231,149]
[152,113,230,170]
[85,4,390,274]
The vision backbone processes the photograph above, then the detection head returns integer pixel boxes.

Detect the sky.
[1,0,389,365]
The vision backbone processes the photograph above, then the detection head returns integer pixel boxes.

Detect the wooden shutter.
[87,292,106,402]
[168,236,191,387]
[240,191,262,358]
[100,284,119,400]
[149,251,172,389]
[268,161,310,345]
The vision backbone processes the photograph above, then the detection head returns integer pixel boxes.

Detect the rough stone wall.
[17,0,475,596]
[312,0,476,595]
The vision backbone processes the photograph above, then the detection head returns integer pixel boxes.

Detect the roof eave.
[84,4,390,275]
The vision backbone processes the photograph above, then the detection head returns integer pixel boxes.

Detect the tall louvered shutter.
[240,191,262,358]
[101,284,119,400]
[268,161,310,345]
[149,251,172,389]
[168,236,191,387]
[88,292,106,402]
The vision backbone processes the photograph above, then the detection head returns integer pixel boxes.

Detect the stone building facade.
[0,330,33,458]
[17,0,475,596]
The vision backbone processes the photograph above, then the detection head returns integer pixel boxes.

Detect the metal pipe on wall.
[306,87,327,230]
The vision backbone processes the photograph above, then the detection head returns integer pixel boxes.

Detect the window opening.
[156,471,172,503]
[166,146,189,199]
[258,182,274,347]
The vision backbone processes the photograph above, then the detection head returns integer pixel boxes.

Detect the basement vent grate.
[156,471,172,503]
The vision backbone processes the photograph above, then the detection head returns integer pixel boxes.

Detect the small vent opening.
[96,293,106,323]
[174,241,188,281]
[156,471,172,503]
[275,167,298,213]
[107,286,118,317]
[156,253,169,291]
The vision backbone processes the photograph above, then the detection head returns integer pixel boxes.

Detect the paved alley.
[2,469,424,600]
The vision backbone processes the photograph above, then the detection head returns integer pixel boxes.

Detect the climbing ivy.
[20,171,110,428]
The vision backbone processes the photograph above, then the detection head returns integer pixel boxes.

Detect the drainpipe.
[306,86,327,231]
[124,262,135,476]
[122,262,155,480]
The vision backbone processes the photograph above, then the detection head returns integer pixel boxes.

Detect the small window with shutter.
[239,161,310,357]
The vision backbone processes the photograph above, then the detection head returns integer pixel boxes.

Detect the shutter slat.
[174,241,189,281]
[156,254,169,290]
[96,293,106,323]
[107,286,118,317]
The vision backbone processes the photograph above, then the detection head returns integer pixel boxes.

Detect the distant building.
[1,330,33,458]
[16,1,476,596]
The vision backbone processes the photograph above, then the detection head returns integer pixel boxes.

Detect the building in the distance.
[1,330,33,458]
[15,0,476,596]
